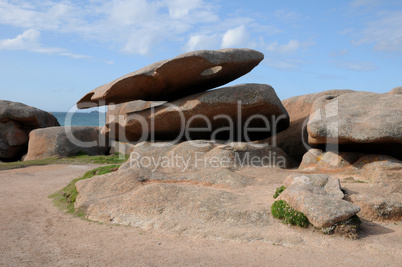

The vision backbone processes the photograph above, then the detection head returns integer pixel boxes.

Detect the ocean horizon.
[51,112,107,127]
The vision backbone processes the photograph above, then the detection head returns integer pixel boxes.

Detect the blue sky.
[0,0,401,112]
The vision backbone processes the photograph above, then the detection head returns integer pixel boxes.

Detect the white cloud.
[354,11,402,52]
[265,39,313,54]
[0,0,289,56]
[0,29,40,50]
[0,29,91,58]
[221,25,252,48]
[185,34,220,51]
[0,0,80,30]
[333,61,377,71]
[0,29,61,53]
[166,0,212,19]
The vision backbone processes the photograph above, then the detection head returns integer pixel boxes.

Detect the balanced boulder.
[0,100,59,161]
[102,83,289,142]
[24,126,109,160]
[307,92,402,159]
[77,48,264,108]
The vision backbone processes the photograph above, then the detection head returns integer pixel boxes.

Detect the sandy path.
[0,164,401,266]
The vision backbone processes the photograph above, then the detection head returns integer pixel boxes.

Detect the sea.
[51,112,107,127]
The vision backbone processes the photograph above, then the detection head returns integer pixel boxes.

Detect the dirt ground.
[0,164,401,266]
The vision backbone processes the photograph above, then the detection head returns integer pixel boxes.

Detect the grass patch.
[49,164,121,218]
[273,185,286,199]
[0,153,129,171]
[271,200,310,228]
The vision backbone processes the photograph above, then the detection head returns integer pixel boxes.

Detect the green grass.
[49,164,121,218]
[271,200,310,228]
[273,185,286,199]
[0,153,129,171]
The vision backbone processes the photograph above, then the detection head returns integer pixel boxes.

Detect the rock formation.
[257,89,355,161]
[24,126,109,160]
[0,100,59,161]
[307,92,402,159]
[102,84,289,142]
[278,174,360,228]
[77,48,264,108]
[73,47,401,239]
[75,140,296,240]
[299,149,402,221]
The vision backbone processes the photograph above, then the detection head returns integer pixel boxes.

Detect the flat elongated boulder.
[257,89,355,161]
[107,100,165,122]
[24,126,109,160]
[307,92,402,159]
[102,83,289,142]
[278,174,361,228]
[0,100,60,161]
[77,48,264,108]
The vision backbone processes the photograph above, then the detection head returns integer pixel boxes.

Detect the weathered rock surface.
[257,89,355,162]
[299,149,402,221]
[102,83,289,142]
[299,149,362,171]
[24,126,109,160]
[278,174,361,228]
[126,140,297,172]
[77,49,264,108]
[344,193,402,221]
[106,100,165,123]
[389,86,402,95]
[75,140,296,239]
[0,100,60,161]
[307,92,402,159]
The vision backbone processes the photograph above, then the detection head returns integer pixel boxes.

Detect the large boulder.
[77,48,264,108]
[106,100,165,155]
[0,100,60,161]
[106,100,165,123]
[126,140,297,172]
[102,83,289,142]
[74,140,295,240]
[299,149,402,221]
[307,92,402,159]
[278,174,361,228]
[257,89,355,162]
[24,126,109,160]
